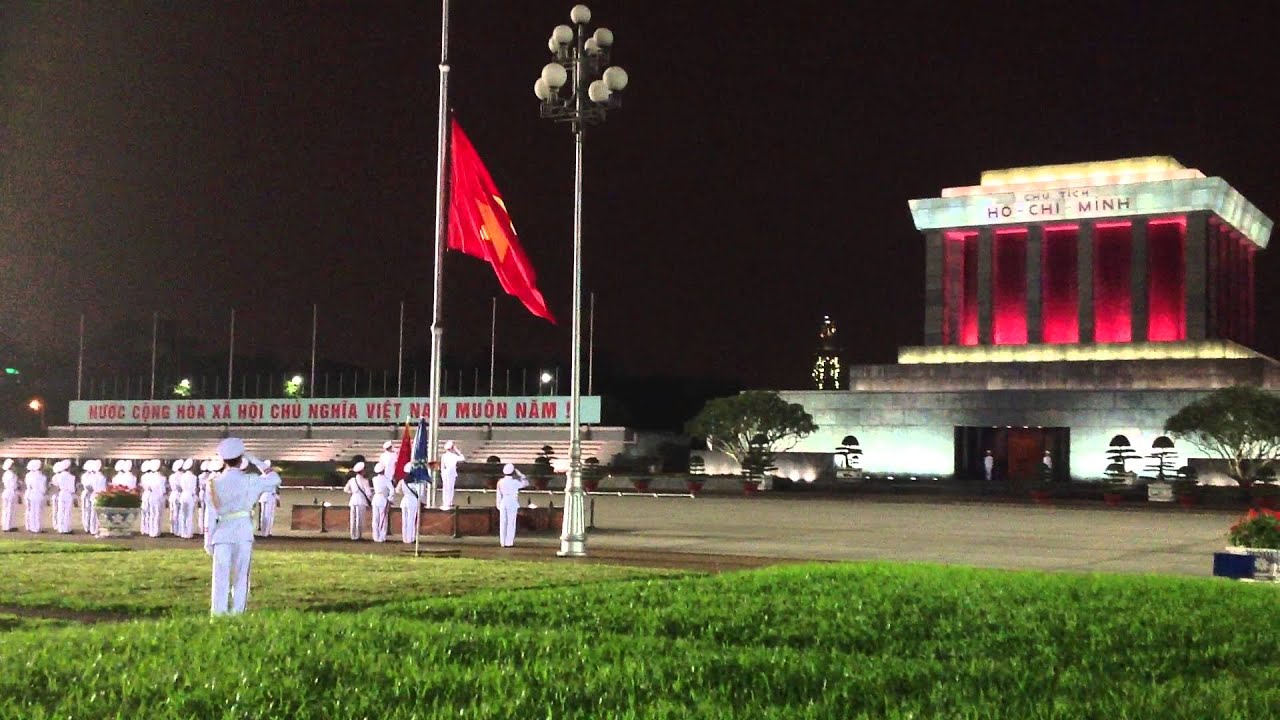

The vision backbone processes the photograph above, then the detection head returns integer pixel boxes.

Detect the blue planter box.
[1213,552,1256,580]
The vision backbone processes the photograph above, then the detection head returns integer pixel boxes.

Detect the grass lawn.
[3,548,1280,718]
[0,544,679,616]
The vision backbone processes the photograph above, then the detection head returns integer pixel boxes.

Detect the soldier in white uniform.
[378,441,398,484]
[167,460,183,534]
[176,459,198,539]
[112,460,137,490]
[51,460,77,534]
[440,440,465,510]
[138,460,155,534]
[207,437,279,616]
[983,450,994,482]
[23,460,48,533]
[370,461,394,543]
[196,460,211,534]
[394,461,424,544]
[256,460,281,537]
[343,461,372,540]
[1,459,19,531]
[81,460,108,536]
[149,459,168,536]
[496,463,528,548]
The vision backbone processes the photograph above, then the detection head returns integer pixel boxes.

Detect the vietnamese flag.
[448,119,556,323]
[392,418,413,483]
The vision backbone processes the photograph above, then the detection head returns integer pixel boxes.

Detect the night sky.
[2,2,1279,427]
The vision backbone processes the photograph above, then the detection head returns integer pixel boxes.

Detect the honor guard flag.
[392,418,413,483]
[447,120,556,323]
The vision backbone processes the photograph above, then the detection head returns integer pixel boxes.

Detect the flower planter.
[631,478,651,492]
[1028,489,1053,505]
[532,477,551,491]
[484,478,499,490]
[1102,492,1125,507]
[1176,494,1200,509]
[583,479,600,492]
[1253,495,1280,510]
[742,481,761,496]
[94,507,141,538]
[685,481,704,497]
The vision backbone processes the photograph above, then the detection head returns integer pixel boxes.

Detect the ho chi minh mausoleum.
[781,157,1278,482]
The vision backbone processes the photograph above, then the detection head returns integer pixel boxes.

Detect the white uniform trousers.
[1,491,16,531]
[400,502,419,543]
[25,495,44,533]
[349,505,365,540]
[177,498,196,539]
[498,503,519,547]
[441,472,457,510]
[80,489,93,532]
[371,495,389,542]
[168,494,180,534]
[258,500,275,537]
[146,498,165,537]
[210,541,254,616]
[85,494,100,535]
[55,492,75,533]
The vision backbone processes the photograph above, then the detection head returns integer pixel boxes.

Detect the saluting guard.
[207,438,280,616]
[440,440,465,510]
[23,460,48,533]
[167,460,183,533]
[344,461,372,540]
[1,459,19,531]
[496,463,529,548]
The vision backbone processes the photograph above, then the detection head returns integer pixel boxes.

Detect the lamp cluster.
[534,4,628,126]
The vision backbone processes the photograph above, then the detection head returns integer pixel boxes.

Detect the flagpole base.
[557,480,588,557]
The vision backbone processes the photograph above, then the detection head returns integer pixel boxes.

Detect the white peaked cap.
[374,461,386,473]
[260,459,271,470]
[503,463,515,475]
[27,460,42,471]
[209,459,224,471]
[217,437,245,461]
[2,459,11,470]
[55,460,71,472]
[444,440,455,450]
[383,441,393,450]
[172,459,183,470]
[353,461,366,473]
[199,460,209,472]
[403,462,413,473]
[121,460,133,471]
[90,460,102,471]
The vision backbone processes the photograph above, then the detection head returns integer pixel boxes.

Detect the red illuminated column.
[1078,223,1094,343]
[1026,226,1043,344]
[977,228,993,345]
[1184,212,1207,341]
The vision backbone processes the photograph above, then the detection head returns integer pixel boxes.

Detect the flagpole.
[76,314,85,401]
[310,303,318,398]
[397,300,405,397]
[588,291,595,396]
[427,0,452,511]
[227,308,235,400]
[489,297,497,396]
[150,311,158,399]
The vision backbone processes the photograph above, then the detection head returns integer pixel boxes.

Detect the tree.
[1164,386,1280,488]
[685,391,818,465]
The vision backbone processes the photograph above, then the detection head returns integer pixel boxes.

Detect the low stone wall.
[290,505,563,537]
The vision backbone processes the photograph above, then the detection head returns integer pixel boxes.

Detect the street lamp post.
[535,4,628,557]
[28,398,45,434]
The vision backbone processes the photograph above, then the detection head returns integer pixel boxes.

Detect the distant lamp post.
[534,3,629,558]
[285,374,305,398]
[28,398,45,433]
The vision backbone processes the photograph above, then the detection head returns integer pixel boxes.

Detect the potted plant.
[531,456,553,491]
[1227,508,1280,580]
[739,434,775,496]
[630,454,657,491]
[93,486,142,538]
[582,457,604,492]
[1027,461,1054,505]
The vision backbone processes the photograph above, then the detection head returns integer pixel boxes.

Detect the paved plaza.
[10,489,1243,578]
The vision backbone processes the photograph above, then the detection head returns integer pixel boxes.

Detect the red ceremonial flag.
[392,418,413,483]
[447,119,556,323]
